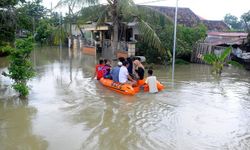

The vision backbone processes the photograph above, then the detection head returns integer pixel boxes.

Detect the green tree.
[2,37,36,97]
[0,0,25,50]
[224,14,243,30]
[35,19,53,45]
[56,0,98,43]
[137,23,206,63]
[16,0,47,34]
[241,11,250,32]
[241,11,250,43]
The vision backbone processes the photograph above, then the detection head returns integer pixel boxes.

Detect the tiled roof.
[202,20,230,31]
[145,5,230,31]
[146,5,201,27]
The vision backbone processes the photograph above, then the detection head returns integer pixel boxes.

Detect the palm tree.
[56,0,170,57]
[55,0,99,43]
[95,0,165,56]
[56,0,172,54]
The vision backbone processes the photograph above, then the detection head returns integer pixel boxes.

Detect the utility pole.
[172,0,178,82]
[60,12,62,51]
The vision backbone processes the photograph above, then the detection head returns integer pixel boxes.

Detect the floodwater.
[0,46,250,150]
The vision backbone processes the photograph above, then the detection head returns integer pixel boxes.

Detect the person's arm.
[145,77,148,84]
[127,74,134,81]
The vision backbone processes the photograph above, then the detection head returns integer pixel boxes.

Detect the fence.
[191,43,227,63]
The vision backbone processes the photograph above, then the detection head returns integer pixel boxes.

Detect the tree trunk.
[112,22,119,56]
[111,0,119,58]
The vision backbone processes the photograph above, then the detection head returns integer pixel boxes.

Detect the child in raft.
[103,59,112,79]
[145,69,158,93]
[93,59,104,80]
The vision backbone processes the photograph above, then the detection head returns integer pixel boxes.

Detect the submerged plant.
[202,47,232,74]
[2,37,35,98]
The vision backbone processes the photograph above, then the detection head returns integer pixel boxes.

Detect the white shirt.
[145,76,158,93]
[119,66,129,83]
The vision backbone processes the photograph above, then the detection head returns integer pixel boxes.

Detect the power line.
[101,0,168,5]
[136,0,167,5]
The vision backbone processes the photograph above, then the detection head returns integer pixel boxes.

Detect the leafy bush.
[2,37,35,97]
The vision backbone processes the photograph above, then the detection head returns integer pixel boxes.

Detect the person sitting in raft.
[118,57,126,63]
[127,57,133,75]
[110,61,122,82]
[145,69,158,93]
[119,61,137,86]
[93,59,104,80]
[133,59,145,80]
[103,59,112,79]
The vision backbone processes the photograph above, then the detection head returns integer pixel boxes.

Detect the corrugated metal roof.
[207,32,248,37]
[205,32,248,46]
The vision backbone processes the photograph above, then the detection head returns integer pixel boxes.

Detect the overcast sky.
[42,0,250,20]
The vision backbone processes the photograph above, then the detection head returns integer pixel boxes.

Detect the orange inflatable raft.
[99,78,164,95]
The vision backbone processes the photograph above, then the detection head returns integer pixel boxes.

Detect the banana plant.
[202,47,232,74]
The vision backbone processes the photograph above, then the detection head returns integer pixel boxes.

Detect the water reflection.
[0,46,250,150]
[0,99,48,150]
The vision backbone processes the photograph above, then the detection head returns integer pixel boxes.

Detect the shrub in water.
[2,37,35,97]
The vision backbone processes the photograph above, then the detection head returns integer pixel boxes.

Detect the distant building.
[146,5,230,31]
[205,32,248,46]
[80,22,138,59]
[201,20,230,32]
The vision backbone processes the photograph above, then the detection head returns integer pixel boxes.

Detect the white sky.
[42,0,250,20]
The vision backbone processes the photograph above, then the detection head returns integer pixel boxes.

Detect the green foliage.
[52,25,67,45]
[224,14,244,30]
[0,0,25,7]
[241,11,250,31]
[2,37,35,97]
[12,82,29,98]
[35,20,53,44]
[136,22,207,63]
[228,60,244,68]
[0,9,16,47]
[33,15,68,46]
[202,47,232,74]
[16,0,47,32]
[0,45,15,55]
[176,24,207,58]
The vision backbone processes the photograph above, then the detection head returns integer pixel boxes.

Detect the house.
[80,22,138,59]
[146,5,230,31]
[204,32,248,46]
[191,32,248,63]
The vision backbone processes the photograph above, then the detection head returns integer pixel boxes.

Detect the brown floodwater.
[0,46,250,150]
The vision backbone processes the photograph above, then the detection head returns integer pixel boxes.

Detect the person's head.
[104,59,108,64]
[135,57,141,61]
[126,57,132,64]
[99,59,104,64]
[117,61,122,67]
[122,61,129,67]
[148,69,153,76]
[105,59,111,65]
[133,60,140,66]
[118,57,125,63]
